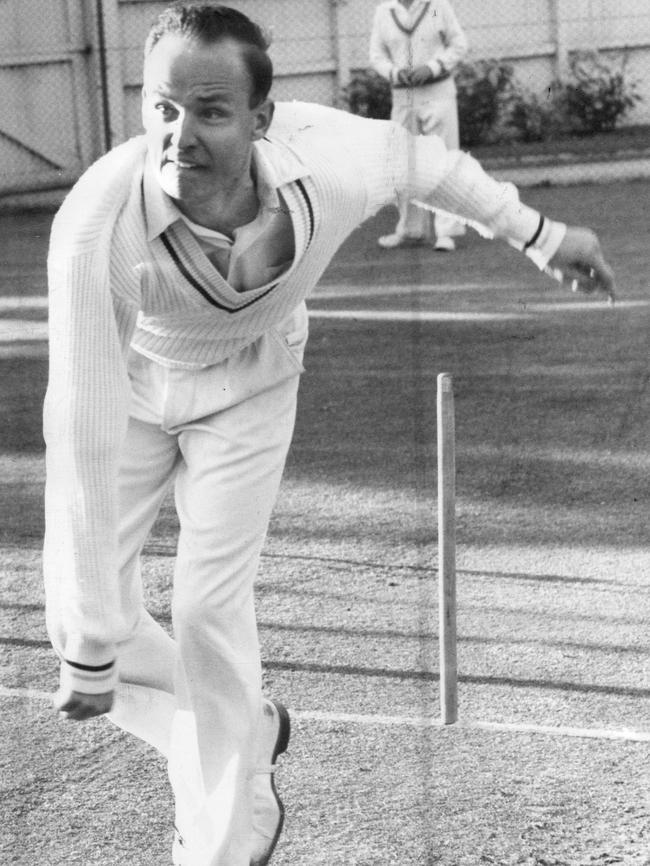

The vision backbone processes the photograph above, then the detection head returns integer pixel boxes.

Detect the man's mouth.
[164,156,203,170]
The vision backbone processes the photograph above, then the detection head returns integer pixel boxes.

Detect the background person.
[43,4,615,866]
[370,0,468,250]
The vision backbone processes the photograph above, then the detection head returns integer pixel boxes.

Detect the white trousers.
[105,313,306,866]
[391,86,466,242]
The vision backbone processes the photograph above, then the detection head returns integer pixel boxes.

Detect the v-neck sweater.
[44,100,564,689]
[370,0,468,85]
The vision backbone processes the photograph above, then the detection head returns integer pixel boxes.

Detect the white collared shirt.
[143,144,296,293]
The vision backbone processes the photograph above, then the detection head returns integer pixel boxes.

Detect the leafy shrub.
[455,59,516,147]
[340,69,391,120]
[342,51,642,146]
[561,51,641,134]
[506,83,564,143]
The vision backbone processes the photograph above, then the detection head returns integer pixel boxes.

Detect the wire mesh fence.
[0,0,649,196]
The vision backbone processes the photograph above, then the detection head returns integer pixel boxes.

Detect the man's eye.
[202,108,225,120]
[154,102,175,118]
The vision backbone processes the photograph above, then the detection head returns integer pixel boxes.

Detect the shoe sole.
[378,238,426,249]
[254,700,291,866]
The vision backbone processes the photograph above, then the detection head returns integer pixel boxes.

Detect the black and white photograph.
[1,1,648,864]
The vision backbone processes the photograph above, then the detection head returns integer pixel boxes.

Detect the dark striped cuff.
[524,215,545,249]
[65,658,116,673]
[60,657,118,695]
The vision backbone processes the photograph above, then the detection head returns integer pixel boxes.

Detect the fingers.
[549,227,617,305]
[566,254,616,305]
[54,688,115,721]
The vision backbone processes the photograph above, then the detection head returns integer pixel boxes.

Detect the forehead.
[143,34,251,95]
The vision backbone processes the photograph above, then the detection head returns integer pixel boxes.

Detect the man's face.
[142,34,273,209]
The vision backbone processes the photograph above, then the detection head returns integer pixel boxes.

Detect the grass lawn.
[0,179,648,864]
[471,124,650,168]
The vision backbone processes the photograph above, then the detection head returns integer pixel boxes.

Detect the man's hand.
[548,226,616,304]
[54,687,114,721]
[395,67,412,86]
[410,64,435,86]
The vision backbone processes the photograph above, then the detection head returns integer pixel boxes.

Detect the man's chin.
[159,165,205,204]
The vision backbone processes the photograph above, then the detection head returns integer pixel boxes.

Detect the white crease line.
[0,296,48,311]
[287,711,650,743]
[0,685,52,702]
[2,686,648,742]
[308,309,527,322]
[466,720,650,742]
[0,320,48,341]
[308,301,647,323]
[314,282,515,297]
[526,299,649,312]
[293,709,438,728]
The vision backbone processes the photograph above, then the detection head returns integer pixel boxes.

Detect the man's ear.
[141,86,148,127]
[252,99,274,141]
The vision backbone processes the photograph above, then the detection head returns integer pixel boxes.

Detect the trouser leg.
[391,97,432,240]
[106,415,180,753]
[419,97,467,240]
[168,374,300,866]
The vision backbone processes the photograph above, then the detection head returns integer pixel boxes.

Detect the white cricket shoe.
[377,232,425,249]
[434,236,456,251]
[250,699,291,866]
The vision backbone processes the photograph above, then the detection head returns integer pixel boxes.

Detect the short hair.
[144,3,273,106]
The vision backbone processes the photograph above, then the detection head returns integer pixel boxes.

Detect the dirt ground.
[0,179,649,865]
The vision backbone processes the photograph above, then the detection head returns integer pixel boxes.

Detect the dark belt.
[392,70,451,89]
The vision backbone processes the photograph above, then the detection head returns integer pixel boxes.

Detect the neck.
[175,152,260,235]
[177,181,260,236]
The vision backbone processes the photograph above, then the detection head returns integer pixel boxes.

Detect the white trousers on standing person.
[391,85,466,242]
[102,313,306,866]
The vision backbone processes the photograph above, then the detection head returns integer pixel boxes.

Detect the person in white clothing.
[370,0,468,249]
[44,4,616,866]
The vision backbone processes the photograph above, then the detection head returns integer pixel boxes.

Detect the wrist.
[524,217,567,270]
[61,634,118,694]
[506,204,567,269]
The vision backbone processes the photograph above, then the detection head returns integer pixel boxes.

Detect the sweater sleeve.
[43,242,133,695]
[369,7,396,82]
[427,0,468,76]
[345,113,564,266]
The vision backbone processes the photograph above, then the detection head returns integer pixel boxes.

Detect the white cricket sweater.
[370,0,468,86]
[43,100,565,693]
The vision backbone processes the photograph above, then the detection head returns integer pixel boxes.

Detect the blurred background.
[0,0,649,199]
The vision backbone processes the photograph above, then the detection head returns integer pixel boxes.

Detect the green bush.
[340,69,391,120]
[342,52,643,146]
[506,83,563,143]
[455,59,516,147]
[561,51,641,134]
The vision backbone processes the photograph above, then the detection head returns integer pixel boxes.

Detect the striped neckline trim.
[160,232,278,313]
[390,2,430,36]
[159,178,315,313]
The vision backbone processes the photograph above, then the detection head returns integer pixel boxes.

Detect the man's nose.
[170,110,198,148]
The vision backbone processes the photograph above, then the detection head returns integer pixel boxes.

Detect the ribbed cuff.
[524,219,567,271]
[61,635,118,694]
[505,204,567,270]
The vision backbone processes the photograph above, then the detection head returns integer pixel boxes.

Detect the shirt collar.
[391,0,428,11]
[143,136,310,242]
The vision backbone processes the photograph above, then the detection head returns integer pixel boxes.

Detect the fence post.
[330,0,353,105]
[96,0,126,150]
[550,0,569,80]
